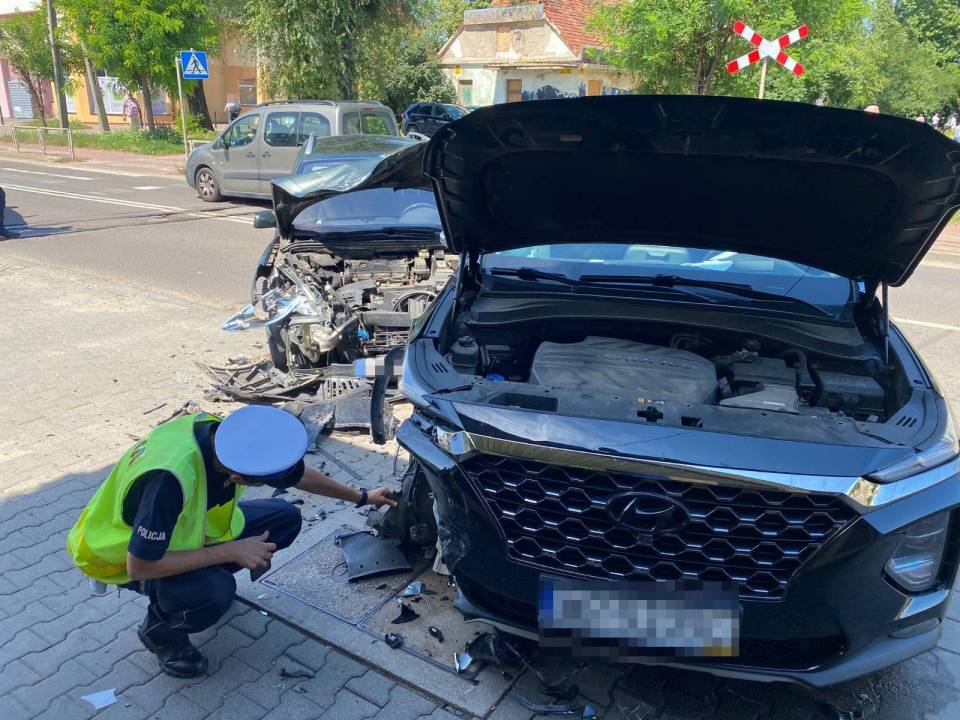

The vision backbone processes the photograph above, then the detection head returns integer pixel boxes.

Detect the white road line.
[2,166,89,180]
[895,318,960,333]
[131,185,165,190]
[3,183,254,225]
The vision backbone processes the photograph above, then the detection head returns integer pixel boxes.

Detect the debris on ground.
[512,688,579,715]
[391,602,420,624]
[337,530,412,582]
[280,667,315,679]
[80,689,117,710]
[428,626,444,642]
[142,401,167,415]
[402,581,424,598]
[202,358,324,402]
[384,632,404,649]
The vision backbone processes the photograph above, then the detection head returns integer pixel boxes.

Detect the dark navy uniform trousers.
[136,499,301,646]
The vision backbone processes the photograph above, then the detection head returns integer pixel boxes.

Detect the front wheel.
[195,167,223,202]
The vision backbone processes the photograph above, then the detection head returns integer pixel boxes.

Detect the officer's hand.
[229,531,277,570]
[367,487,398,508]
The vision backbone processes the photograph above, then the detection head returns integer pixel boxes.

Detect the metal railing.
[0,124,75,159]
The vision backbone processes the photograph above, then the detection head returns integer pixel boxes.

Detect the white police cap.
[214,405,308,479]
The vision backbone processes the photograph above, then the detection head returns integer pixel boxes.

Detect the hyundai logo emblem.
[607,492,689,535]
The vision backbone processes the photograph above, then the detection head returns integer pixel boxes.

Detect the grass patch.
[0,124,216,155]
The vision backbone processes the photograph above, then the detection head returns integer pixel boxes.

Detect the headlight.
[884,511,951,593]
[868,411,958,483]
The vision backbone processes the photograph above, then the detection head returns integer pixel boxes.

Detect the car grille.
[463,454,858,599]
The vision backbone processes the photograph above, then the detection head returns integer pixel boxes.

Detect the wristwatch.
[355,488,368,508]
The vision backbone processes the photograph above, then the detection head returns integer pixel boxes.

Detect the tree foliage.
[0,11,79,124]
[590,0,960,116]
[246,0,401,101]
[59,0,218,131]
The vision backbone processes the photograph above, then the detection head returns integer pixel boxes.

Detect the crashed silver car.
[223,136,456,374]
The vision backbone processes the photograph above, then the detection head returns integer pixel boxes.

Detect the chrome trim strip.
[895,587,950,621]
[437,431,958,510]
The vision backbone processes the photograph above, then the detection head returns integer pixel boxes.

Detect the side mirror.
[213,137,224,150]
[253,210,277,229]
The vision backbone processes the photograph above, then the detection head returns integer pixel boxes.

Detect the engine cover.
[530,336,717,404]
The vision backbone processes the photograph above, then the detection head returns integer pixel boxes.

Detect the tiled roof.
[490,1,609,54]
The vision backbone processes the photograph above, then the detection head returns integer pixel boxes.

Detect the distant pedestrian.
[945,114,957,140]
[916,114,926,124]
[0,187,20,239]
[932,112,942,129]
[864,104,880,114]
[123,92,142,130]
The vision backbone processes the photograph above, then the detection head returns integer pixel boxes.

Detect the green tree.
[897,0,960,65]
[245,0,400,102]
[59,0,218,132]
[0,11,78,125]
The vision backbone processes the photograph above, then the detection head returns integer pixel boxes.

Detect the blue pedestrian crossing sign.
[180,50,209,80]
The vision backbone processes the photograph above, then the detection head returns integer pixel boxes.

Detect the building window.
[496,24,511,53]
[238,79,256,106]
[98,77,127,115]
[506,79,523,103]
[458,79,473,106]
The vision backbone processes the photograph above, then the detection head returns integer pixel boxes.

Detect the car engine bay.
[438,317,913,444]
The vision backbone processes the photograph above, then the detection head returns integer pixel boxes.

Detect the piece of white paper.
[81,688,117,710]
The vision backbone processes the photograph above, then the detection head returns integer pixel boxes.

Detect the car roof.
[301,134,415,158]
[255,100,388,111]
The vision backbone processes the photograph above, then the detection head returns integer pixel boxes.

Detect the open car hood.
[423,95,960,286]
[272,143,431,238]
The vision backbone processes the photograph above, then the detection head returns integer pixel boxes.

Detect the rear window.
[342,109,399,136]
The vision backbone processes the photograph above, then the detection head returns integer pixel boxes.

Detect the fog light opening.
[884,511,950,594]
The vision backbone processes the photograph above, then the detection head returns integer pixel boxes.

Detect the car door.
[258,109,302,192]
[430,105,450,134]
[215,112,262,195]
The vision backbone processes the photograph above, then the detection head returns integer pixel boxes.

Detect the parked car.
[297,95,960,686]
[400,103,468,136]
[222,133,454,374]
[185,100,400,201]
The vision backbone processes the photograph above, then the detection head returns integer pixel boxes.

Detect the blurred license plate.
[538,578,740,660]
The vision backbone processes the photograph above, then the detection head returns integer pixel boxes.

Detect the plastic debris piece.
[259,610,269,616]
[384,633,404,649]
[512,688,578,715]
[582,705,598,719]
[454,652,473,673]
[280,667,315,679]
[376,583,389,590]
[80,689,117,710]
[391,603,420,624]
[428,626,444,642]
[402,581,424,598]
[295,687,308,694]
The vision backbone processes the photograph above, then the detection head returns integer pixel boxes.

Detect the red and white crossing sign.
[726,20,809,77]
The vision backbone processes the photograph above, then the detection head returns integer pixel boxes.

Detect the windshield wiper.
[489,267,581,286]
[578,274,831,317]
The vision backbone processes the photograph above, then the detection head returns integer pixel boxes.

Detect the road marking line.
[2,166,89,180]
[895,318,960,333]
[131,185,164,190]
[3,183,255,226]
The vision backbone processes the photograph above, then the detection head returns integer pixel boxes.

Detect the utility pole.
[44,0,69,129]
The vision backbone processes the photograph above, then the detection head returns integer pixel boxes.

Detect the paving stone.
[0,575,62,615]
[201,624,260,675]
[75,624,147,676]
[4,548,73,588]
[93,699,151,720]
[0,658,43,696]
[181,656,262,711]
[0,628,50,667]
[260,690,326,720]
[205,694,270,720]
[74,656,155,696]
[346,669,397,707]
[0,695,32,720]
[233,620,308,673]
[30,695,96,720]
[230,607,273,639]
[283,637,332,672]
[316,688,379,719]
[146,691,208,720]
[373,684,437,719]
[21,627,101,675]
[11,658,98,715]
[30,600,105,643]
[122,670,192,715]
[487,693,534,720]
[940,617,960,655]
[237,658,315,712]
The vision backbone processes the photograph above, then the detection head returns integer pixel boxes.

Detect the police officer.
[67,406,396,678]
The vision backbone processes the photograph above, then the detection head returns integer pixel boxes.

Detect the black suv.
[401,103,468,136]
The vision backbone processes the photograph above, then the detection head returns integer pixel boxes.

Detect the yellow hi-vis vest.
[66,412,246,584]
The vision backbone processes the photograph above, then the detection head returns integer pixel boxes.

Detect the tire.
[195,167,223,202]
[266,325,289,371]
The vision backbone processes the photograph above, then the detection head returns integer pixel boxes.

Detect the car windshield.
[484,243,855,318]
[444,105,468,118]
[292,188,441,234]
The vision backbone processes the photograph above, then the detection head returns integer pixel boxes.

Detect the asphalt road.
[0,156,273,310]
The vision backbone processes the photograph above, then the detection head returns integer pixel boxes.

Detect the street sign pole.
[758,57,768,100]
[175,55,189,162]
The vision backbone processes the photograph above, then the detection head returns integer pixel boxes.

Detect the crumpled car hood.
[423,95,960,286]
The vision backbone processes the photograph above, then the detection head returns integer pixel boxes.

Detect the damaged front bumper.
[396,414,960,686]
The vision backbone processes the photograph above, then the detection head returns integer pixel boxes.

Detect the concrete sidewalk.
[0,144,184,177]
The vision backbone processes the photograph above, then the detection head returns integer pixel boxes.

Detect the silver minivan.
[185,100,400,201]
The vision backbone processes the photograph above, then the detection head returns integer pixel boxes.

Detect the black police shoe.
[137,622,209,678]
